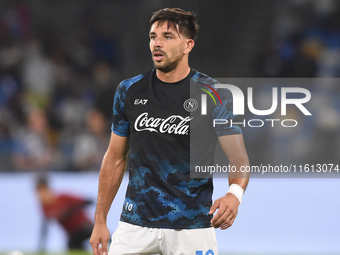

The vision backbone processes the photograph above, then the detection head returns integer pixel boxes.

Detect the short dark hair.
[150,8,199,41]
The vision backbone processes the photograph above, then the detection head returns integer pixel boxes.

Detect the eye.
[166,36,172,39]
[150,35,156,40]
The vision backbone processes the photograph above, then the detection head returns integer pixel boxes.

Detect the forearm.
[228,156,250,190]
[94,151,127,224]
[218,134,250,191]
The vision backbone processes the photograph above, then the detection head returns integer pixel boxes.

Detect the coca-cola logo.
[134,112,193,135]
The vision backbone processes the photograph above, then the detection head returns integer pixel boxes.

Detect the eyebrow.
[163,31,177,37]
[149,31,179,38]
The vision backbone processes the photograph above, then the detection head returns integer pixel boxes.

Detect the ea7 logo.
[134,99,148,105]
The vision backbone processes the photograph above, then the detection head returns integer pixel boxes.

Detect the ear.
[184,39,195,55]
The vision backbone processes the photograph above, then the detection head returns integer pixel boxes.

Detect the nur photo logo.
[193,82,312,128]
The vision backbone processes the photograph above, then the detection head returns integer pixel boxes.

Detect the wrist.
[94,219,107,226]
[227,183,244,204]
[94,211,107,224]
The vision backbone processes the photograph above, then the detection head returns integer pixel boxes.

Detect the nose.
[153,38,162,48]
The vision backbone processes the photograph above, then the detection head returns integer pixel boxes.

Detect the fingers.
[211,206,229,228]
[90,241,108,255]
[220,214,236,230]
[209,199,220,215]
[90,235,109,255]
[214,207,237,229]
[89,224,111,255]
[100,240,109,255]
[209,195,239,229]
[210,204,226,225]
[90,241,100,255]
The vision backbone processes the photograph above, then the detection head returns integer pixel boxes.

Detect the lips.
[153,51,165,61]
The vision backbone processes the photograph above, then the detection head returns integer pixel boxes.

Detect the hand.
[89,222,111,255]
[209,193,240,230]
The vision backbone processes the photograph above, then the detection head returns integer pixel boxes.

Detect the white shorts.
[109,221,218,255]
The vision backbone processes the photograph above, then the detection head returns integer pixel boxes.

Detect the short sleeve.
[212,88,242,136]
[111,81,130,137]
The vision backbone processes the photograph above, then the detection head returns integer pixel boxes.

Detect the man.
[90,8,249,255]
[36,178,93,251]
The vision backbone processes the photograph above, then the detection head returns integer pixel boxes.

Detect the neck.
[156,62,191,83]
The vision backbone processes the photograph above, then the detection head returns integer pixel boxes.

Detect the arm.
[89,132,129,255]
[209,134,250,230]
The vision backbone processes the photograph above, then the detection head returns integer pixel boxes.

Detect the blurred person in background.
[12,107,59,171]
[36,177,94,252]
[21,34,55,109]
[71,108,110,171]
[0,114,14,171]
[92,61,120,123]
[0,35,23,77]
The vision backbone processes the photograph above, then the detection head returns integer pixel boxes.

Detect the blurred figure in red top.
[36,177,93,252]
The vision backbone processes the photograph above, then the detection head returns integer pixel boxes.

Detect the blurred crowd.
[0,1,121,171]
[252,0,340,166]
[257,0,340,77]
[0,0,339,172]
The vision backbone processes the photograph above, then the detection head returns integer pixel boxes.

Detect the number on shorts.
[196,250,214,255]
